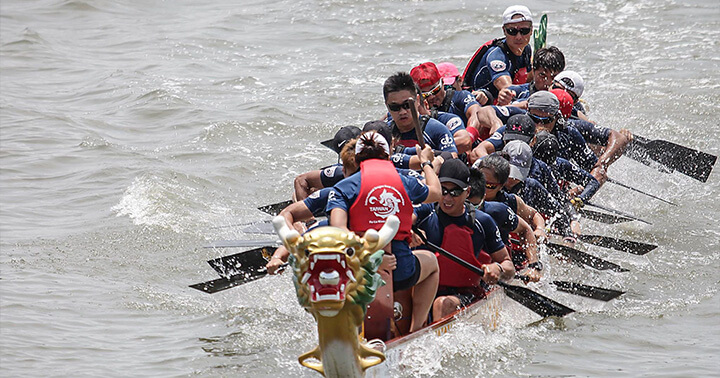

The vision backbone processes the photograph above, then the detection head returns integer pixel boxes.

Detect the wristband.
[494,262,504,274]
[421,161,433,170]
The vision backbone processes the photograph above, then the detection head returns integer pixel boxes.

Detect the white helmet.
[554,71,585,99]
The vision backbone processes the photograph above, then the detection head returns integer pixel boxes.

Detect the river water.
[1,0,719,377]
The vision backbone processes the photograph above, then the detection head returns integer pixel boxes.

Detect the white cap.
[355,131,390,155]
[504,140,533,181]
[503,5,533,25]
[554,71,585,99]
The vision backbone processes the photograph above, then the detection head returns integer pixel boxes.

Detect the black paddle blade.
[204,240,280,249]
[257,199,293,216]
[552,280,625,302]
[625,136,717,182]
[499,282,574,317]
[577,234,657,256]
[189,272,268,294]
[579,208,634,224]
[548,243,629,272]
[207,246,276,277]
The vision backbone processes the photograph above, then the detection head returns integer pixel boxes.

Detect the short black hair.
[476,153,510,184]
[383,72,418,101]
[533,46,565,73]
[468,167,487,200]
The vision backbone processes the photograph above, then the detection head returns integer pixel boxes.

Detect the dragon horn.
[363,215,400,251]
[272,215,301,247]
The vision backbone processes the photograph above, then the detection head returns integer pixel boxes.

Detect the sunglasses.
[485,182,502,190]
[505,27,532,36]
[421,81,443,99]
[442,187,465,197]
[387,100,412,112]
[528,113,556,124]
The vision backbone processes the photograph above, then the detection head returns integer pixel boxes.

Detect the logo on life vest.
[364,185,405,221]
[490,60,507,72]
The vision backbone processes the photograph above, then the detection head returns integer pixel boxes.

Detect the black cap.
[503,114,536,144]
[321,126,362,154]
[362,120,393,149]
[439,159,470,189]
[532,130,559,165]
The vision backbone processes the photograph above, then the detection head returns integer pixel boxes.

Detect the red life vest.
[348,159,413,242]
[436,221,493,288]
[460,38,531,92]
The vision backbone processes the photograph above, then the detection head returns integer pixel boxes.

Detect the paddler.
[464,5,534,105]
[466,167,541,281]
[413,159,514,320]
[326,131,442,333]
[410,62,482,152]
[507,46,566,108]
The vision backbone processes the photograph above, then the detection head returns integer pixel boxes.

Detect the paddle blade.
[626,136,717,182]
[548,243,629,272]
[190,273,268,294]
[552,280,625,302]
[204,240,280,249]
[579,208,634,224]
[578,234,657,256]
[257,199,293,216]
[207,246,276,277]
[500,282,574,317]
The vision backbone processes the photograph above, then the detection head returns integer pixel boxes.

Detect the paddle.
[547,243,629,272]
[579,208,634,224]
[204,240,280,248]
[576,234,657,256]
[413,227,574,317]
[258,199,293,216]
[515,275,624,302]
[189,246,288,294]
[623,134,717,182]
[585,201,651,225]
[606,177,677,206]
[408,97,425,149]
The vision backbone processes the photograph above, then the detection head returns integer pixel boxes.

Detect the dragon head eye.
[304,248,311,257]
[344,247,355,257]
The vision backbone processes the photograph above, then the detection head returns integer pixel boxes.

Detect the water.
[1,0,719,376]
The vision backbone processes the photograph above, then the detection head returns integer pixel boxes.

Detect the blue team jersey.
[510,178,572,235]
[326,169,429,281]
[436,111,466,133]
[555,124,598,172]
[445,90,480,126]
[567,118,610,146]
[552,157,600,202]
[468,42,533,97]
[414,203,506,256]
[479,201,519,245]
[507,83,536,102]
[303,187,332,218]
[529,157,565,206]
[392,117,458,154]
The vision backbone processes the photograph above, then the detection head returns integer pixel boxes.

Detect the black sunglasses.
[528,113,556,124]
[387,100,412,112]
[442,187,465,197]
[505,27,532,36]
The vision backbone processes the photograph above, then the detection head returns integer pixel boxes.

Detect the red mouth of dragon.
[301,252,353,303]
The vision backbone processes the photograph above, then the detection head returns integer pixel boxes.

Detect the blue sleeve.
[425,119,458,153]
[437,112,466,132]
[390,153,412,169]
[413,203,434,221]
[454,90,480,118]
[555,158,600,202]
[532,159,565,205]
[319,164,344,188]
[492,105,526,124]
[485,46,512,83]
[475,211,506,253]
[566,126,598,172]
[486,125,506,150]
[401,174,429,204]
[303,188,332,217]
[521,178,572,235]
[325,173,360,214]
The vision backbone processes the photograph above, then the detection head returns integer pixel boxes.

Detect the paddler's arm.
[592,128,631,181]
[279,201,314,233]
[474,106,504,139]
[293,170,323,201]
[328,208,350,232]
[513,217,541,282]
[493,75,514,105]
[515,196,547,243]
[417,144,442,203]
[484,247,515,284]
[468,140,497,166]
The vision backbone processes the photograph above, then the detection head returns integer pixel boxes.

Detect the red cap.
[551,88,574,119]
[410,62,441,89]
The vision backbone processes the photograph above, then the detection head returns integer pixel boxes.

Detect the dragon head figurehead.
[272,215,400,377]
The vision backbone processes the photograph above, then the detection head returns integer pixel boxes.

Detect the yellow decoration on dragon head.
[273,215,400,378]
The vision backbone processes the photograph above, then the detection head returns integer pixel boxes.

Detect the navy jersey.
[491,191,519,214]
[554,125,598,172]
[326,169,429,281]
[436,111,466,133]
[319,164,344,188]
[507,82,539,102]
[510,178,572,235]
[567,118,610,146]
[479,201,519,245]
[467,42,533,98]
[414,204,505,256]
[392,118,458,154]
[552,157,600,202]
[444,90,480,126]
[529,158,565,205]
[303,187,332,218]
[493,105,526,124]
